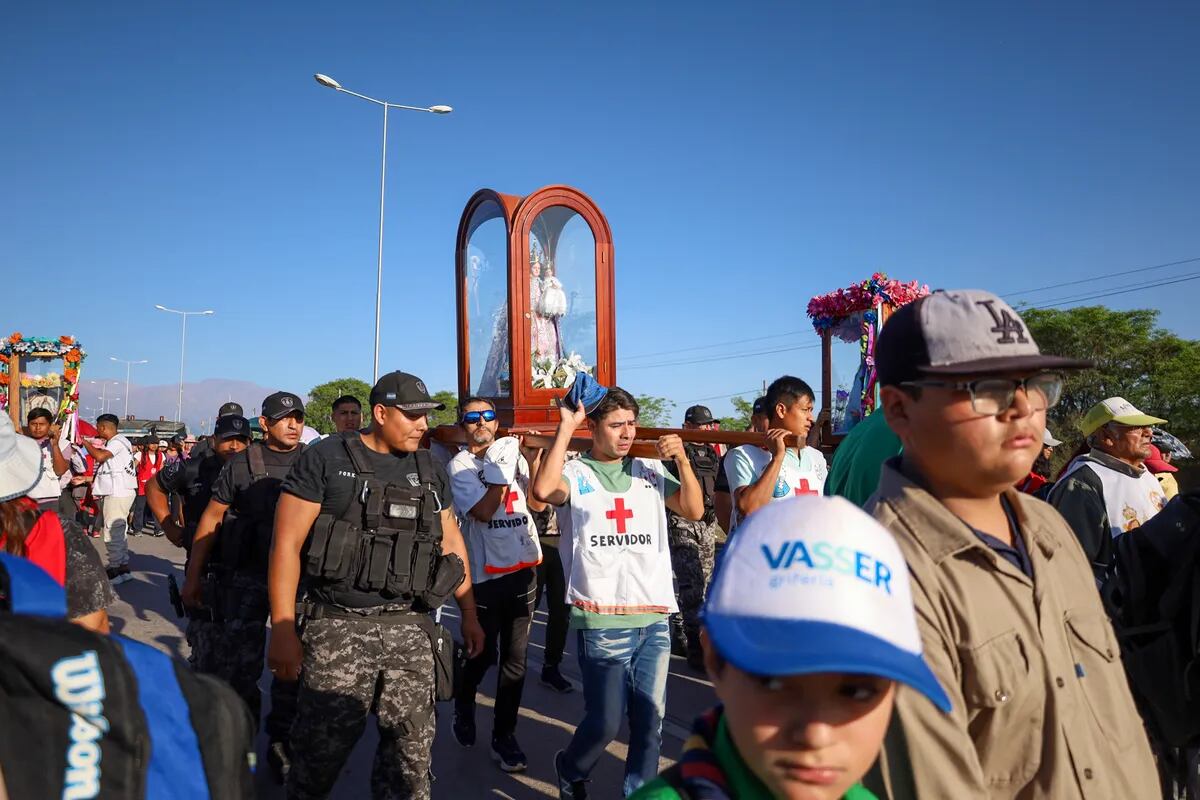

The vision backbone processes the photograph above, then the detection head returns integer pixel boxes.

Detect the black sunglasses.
[461,410,497,424]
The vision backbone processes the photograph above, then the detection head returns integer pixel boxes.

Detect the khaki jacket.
[865,460,1157,799]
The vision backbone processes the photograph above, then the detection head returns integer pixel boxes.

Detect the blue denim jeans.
[560,619,671,796]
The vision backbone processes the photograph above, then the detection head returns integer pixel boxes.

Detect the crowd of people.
[1,287,1197,799]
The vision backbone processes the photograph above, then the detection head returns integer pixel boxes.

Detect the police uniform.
[156,414,250,672]
[665,409,722,665]
[282,372,463,800]
[203,394,306,749]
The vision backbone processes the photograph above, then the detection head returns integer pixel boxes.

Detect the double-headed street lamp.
[88,380,122,414]
[313,72,453,383]
[155,305,214,423]
[109,356,148,419]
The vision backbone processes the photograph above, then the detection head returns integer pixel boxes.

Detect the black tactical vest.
[681,441,721,522]
[217,443,303,579]
[177,455,225,549]
[303,432,463,610]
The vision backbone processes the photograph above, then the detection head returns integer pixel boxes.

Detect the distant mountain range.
[77,378,285,434]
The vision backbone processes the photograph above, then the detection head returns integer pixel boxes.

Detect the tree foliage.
[428,391,459,429]
[718,395,755,431]
[635,395,677,427]
[306,378,371,435]
[1022,306,1200,456]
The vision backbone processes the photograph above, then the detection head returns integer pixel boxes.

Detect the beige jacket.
[865,460,1157,799]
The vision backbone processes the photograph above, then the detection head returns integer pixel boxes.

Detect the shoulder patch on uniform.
[407,473,421,487]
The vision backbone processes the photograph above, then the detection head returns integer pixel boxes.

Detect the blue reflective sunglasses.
[461,410,497,424]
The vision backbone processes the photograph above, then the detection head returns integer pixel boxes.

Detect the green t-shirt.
[630,714,878,800]
[567,455,679,630]
[824,411,902,507]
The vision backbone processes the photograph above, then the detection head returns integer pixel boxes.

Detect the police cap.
[261,391,305,420]
[684,405,717,425]
[218,402,244,418]
[214,415,251,441]
[370,371,445,413]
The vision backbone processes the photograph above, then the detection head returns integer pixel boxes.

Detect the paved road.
[99,532,717,798]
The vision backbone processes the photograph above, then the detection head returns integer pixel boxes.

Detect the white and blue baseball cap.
[703,495,951,712]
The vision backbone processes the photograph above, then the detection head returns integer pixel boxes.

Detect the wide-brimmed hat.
[0,413,43,503]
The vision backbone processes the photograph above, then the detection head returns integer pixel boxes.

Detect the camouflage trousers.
[195,574,299,743]
[287,614,435,800]
[667,517,718,651]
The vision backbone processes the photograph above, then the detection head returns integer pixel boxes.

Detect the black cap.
[876,289,1092,387]
[751,396,768,416]
[213,415,251,441]
[684,405,717,425]
[369,371,444,413]
[218,402,243,418]
[261,391,305,420]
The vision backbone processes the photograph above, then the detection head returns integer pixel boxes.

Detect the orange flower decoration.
[9,332,21,342]
[66,349,81,361]
[0,354,7,364]
[64,368,79,382]
[59,335,75,345]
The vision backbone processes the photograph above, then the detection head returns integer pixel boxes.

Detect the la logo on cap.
[975,299,1028,345]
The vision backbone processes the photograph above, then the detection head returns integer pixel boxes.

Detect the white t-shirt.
[448,450,541,585]
[724,444,828,531]
[27,437,69,502]
[93,434,137,498]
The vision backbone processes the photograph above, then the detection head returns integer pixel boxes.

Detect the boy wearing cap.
[632,496,951,800]
[725,376,827,532]
[1049,397,1168,578]
[533,386,704,799]
[184,391,308,780]
[868,289,1156,798]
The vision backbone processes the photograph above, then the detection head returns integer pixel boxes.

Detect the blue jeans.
[560,620,671,796]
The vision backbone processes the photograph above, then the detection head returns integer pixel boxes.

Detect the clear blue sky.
[4,2,1197,421]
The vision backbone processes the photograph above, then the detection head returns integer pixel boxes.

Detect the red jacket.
[136,450,164,495]
[0,498,66,585]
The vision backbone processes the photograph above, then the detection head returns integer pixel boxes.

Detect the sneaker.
[150,528,165,537]
[452,708,476,748]
[490,734,527,773]
[554,750,588,800]
[540,664,574,694]
[106,565,133,585]
[266,741,291,784]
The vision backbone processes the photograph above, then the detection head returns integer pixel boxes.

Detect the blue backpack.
[0,553,256,799]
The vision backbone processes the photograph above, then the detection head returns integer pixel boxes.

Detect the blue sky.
[4,2,1197,423]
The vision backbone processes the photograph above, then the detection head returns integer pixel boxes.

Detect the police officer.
[267,371,484,800]
[146,414,251,673]
[188,401,245,461]
[182,391,307,781]
[666,405,722,671]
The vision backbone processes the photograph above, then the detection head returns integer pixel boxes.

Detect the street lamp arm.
[331,87,389,107]
[325,85,445,114]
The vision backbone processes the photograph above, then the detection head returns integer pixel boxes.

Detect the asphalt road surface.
[99,532,718,798]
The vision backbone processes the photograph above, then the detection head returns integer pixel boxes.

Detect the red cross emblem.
[606,498,635,534]
[794,479,817,496]
[504,490,519,515]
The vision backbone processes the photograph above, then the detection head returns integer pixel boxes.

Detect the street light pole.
[109,356,148,419]
[155,305,214,423]
[313,73,453,383]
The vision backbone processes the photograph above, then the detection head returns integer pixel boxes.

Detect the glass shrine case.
[456,186,615,426]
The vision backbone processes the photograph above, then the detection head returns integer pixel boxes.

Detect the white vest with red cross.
[560,457,678,615]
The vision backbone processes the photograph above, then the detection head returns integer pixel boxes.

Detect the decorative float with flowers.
[1,333,87,431]
[807,273,929,439]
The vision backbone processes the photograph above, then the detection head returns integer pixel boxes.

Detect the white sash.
[1062,457,1167,537]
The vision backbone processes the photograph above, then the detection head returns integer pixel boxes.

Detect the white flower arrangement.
[532,351,593,389]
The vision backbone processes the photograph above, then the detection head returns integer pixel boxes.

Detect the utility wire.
[1029,272,1200,309]
[620,329,806,362]
[690,388,760,402]
[1005,256,1200,298]
[623,342,822,371]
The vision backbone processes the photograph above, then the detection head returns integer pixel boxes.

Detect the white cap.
[703,495,950,711]
[1043,429,1062,448]
[0,413,42,503]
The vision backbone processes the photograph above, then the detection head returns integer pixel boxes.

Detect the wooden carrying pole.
[430,424,802,460]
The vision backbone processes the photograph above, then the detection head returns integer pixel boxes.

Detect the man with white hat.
[631,495,950,800]
[1049,396,1168,578]
[868,290,1156,798]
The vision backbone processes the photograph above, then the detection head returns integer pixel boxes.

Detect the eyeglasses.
[901,372,1064,416]
[461,410,497,425]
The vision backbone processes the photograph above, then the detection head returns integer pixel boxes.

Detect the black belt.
[301,601,425,624]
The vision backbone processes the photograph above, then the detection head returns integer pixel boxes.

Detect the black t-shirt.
[156,454,227,539]
[282,435,453,520]
[212,445,304,508]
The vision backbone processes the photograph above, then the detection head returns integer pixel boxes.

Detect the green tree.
[307,377,371,435]
[428,391,459,428]
[1021,305,1200,458]
[635,394,677,427]
[718,395,755,431]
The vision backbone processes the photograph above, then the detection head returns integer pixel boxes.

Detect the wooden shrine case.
[455,186,615,426]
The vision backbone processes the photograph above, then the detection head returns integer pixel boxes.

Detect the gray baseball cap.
[876,289,1092,385]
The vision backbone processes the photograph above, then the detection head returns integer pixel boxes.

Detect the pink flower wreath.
[806,272,930,335]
